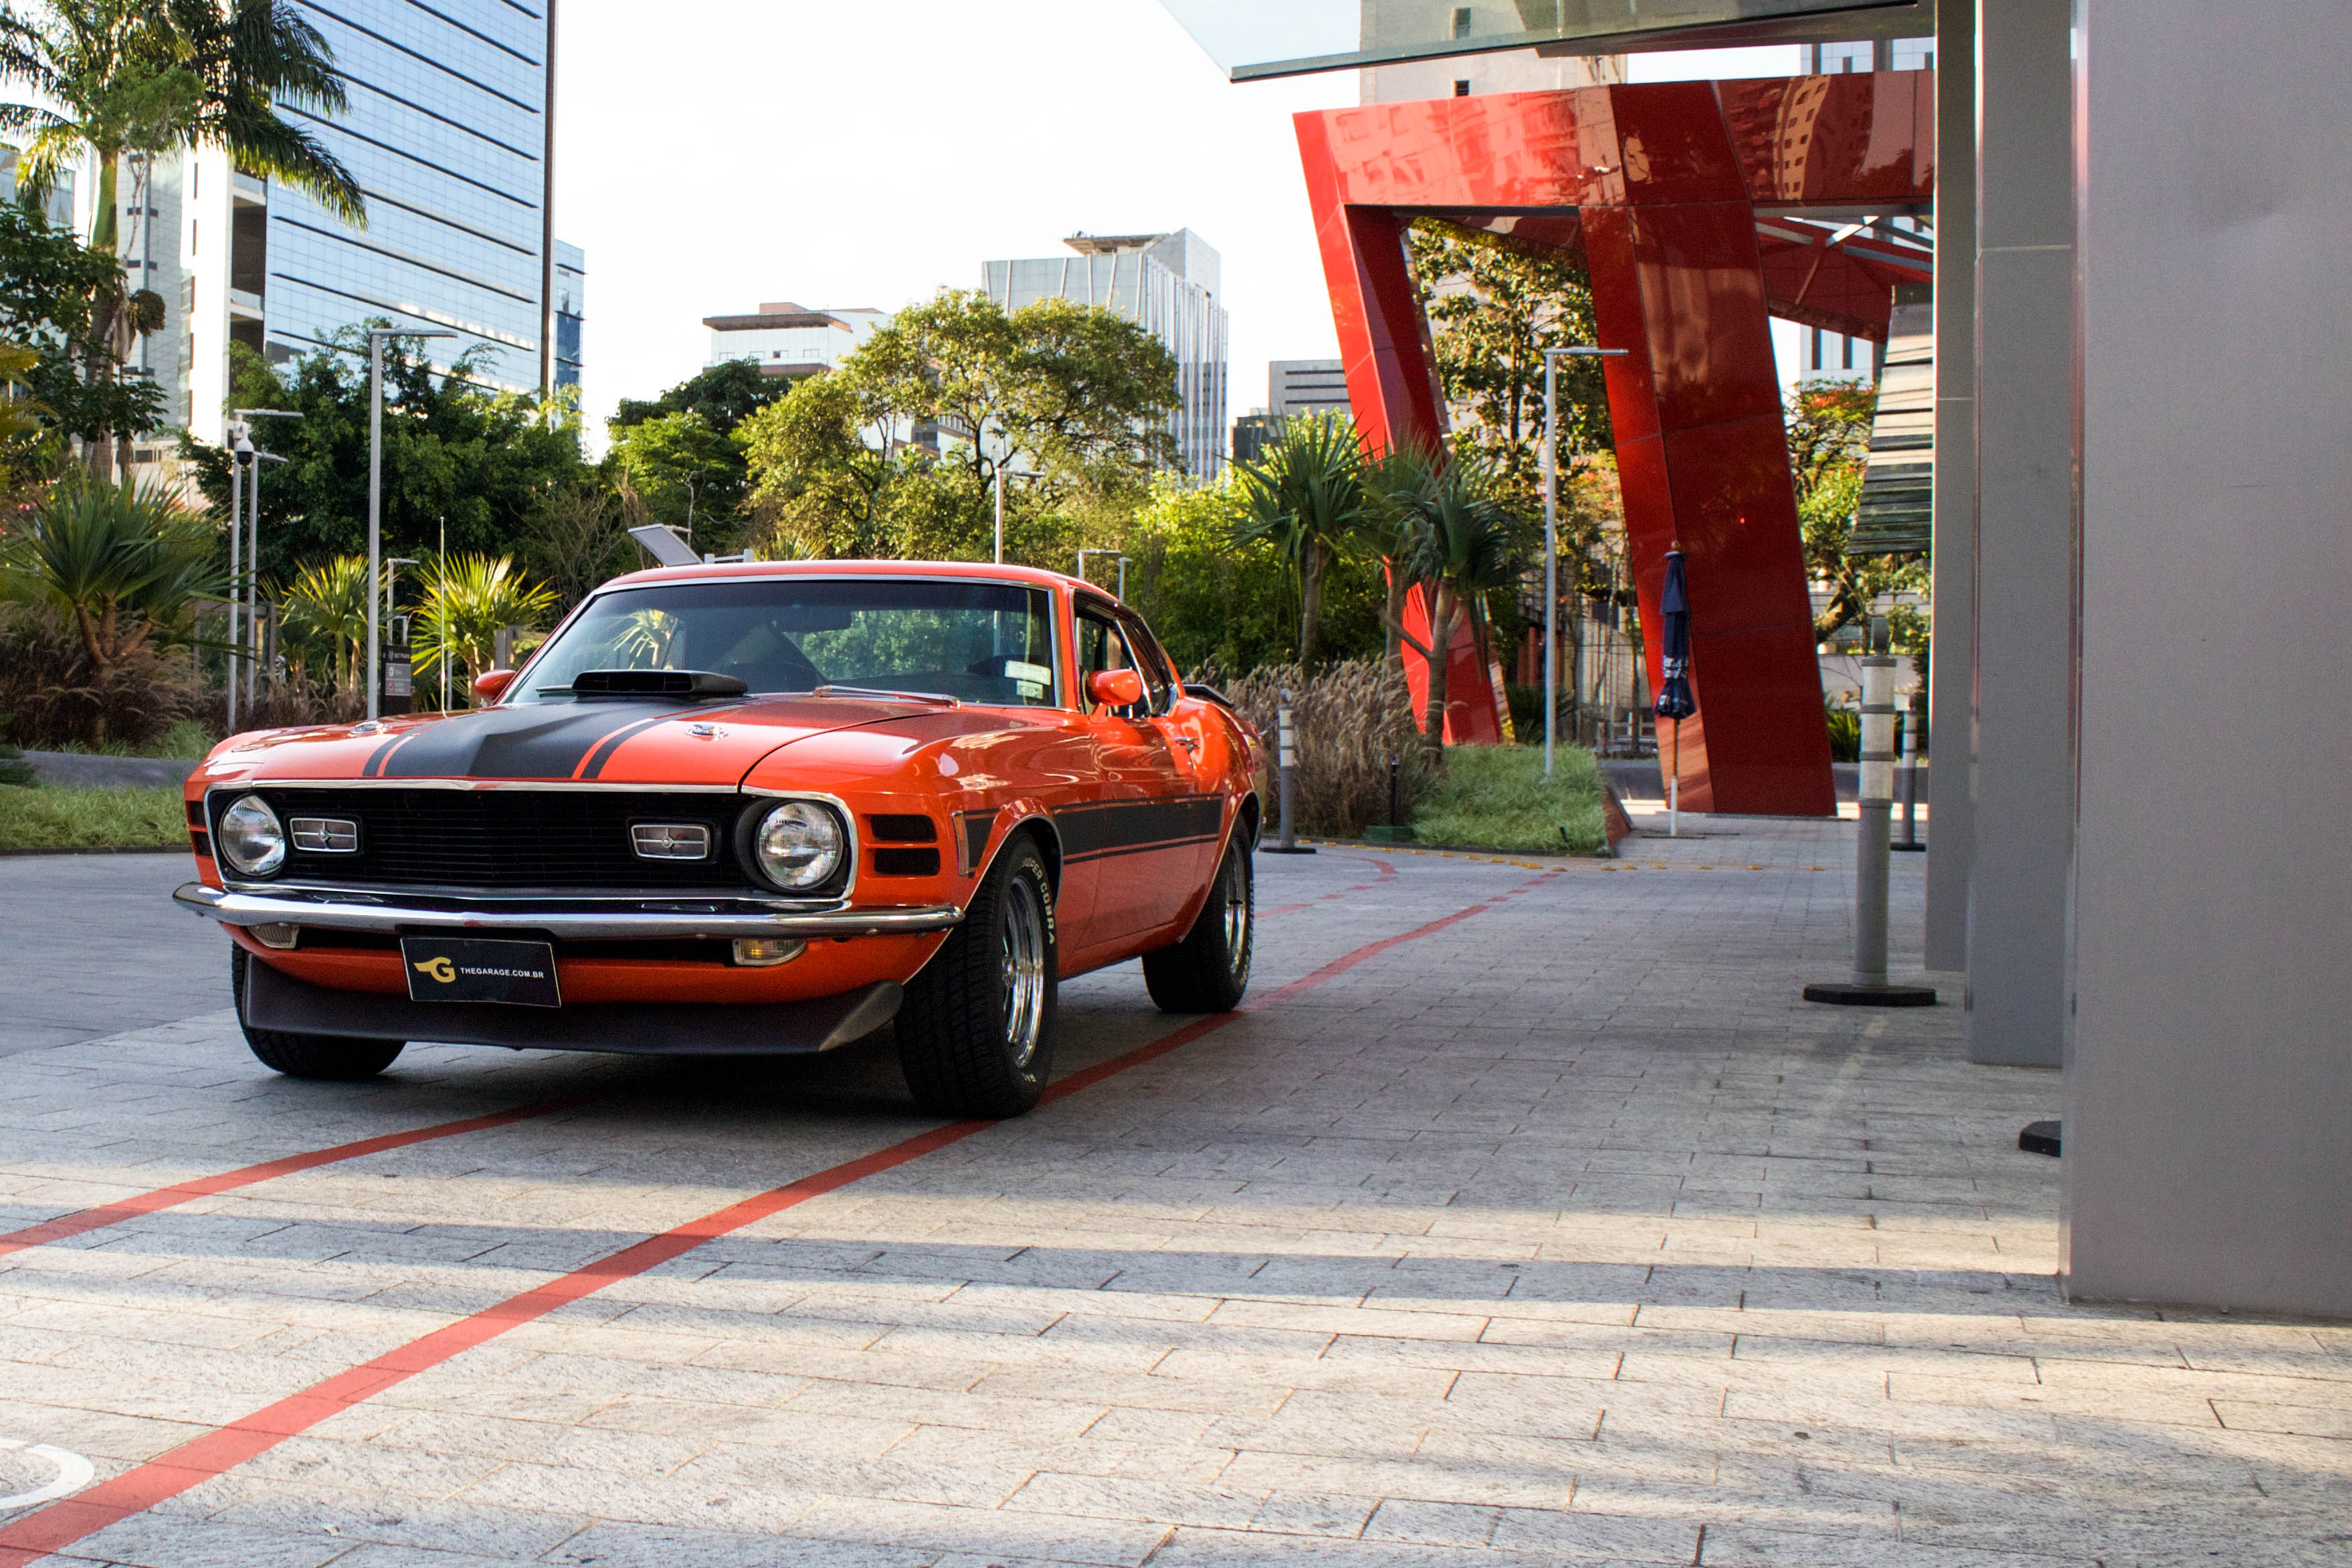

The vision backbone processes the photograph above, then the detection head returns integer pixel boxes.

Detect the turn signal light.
[731,937,807,968]
[249,923,300,950]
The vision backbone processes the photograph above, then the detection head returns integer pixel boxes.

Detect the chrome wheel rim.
[1221,856,1251,981]
[1001,877,1048,1069]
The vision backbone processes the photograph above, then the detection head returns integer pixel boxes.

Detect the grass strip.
[0,785,186,852]
[1411,744,1607,854]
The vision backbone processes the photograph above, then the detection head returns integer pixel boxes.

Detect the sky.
[549,7,1811,451]
[549,0,1357,448]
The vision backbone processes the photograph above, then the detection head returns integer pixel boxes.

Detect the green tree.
[613,359,788,437]
[412,553,556,700]
[277,552,367,688]
[0,203,163,460]
[852,289,1178,500]
[1407,221,1611,512]
[1232,413,1364,668]
[518,480,633,613]
[180,332,592,587]
[1785,379,1927,641]
[736,370,905,560]
[605,408,745,549]
[1379,447,1525,762]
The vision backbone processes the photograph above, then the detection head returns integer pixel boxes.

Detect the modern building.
[1268,359,1349,421]
[74,0,586,462]
[981,231,1229,480]
[1360,11,1622,102]
[702,302,890,381]
[1790,39,1935,383]
[554,242,585,395]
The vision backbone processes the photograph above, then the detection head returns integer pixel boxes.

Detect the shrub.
[1213,658,1426,837]
[0,602,203,750]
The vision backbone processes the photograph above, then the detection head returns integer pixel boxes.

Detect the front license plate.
[401,937,561,1007]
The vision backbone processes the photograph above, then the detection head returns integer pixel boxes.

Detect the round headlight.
[217,794,286,876]
[752,800,844,891]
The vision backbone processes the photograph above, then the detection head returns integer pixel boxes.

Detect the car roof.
[602,559,1096,595]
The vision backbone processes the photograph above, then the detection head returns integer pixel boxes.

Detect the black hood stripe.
[363,730,418,778]
[577,712,687,779]
[373,702,706,781]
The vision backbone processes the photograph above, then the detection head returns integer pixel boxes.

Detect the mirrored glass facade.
[261,0,555,391]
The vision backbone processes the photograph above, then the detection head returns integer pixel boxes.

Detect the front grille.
[219,788,770,890]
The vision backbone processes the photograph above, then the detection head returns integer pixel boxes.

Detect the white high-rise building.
[982,231,1229,480]
[703,302,890,381]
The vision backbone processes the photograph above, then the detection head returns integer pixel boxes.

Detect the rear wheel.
[1143,834,1253,1013]
[231,947,405,1081]
[897,837,1057,1118]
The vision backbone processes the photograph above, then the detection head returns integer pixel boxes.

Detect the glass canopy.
[1158,0,1932,80]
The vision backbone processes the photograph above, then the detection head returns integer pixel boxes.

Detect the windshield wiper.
[811,684,959,708]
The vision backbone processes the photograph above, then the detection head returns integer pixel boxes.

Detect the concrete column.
[1963,0,2072,1067]
[2066,0,2352,1316]
[1924,3,1975,973]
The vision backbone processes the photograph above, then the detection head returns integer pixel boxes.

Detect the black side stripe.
[1054,795,1223,861]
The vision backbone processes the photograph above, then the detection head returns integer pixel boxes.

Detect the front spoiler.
[242,955,904,1055]
[175,881,961,941]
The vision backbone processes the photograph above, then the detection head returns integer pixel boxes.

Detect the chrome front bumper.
[173,882,962,941]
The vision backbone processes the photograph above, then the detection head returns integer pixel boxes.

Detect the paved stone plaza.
[0,825,2346,1567]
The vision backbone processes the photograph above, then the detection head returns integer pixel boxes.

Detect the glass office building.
[981,231,1229,480]
[161,0,577,448]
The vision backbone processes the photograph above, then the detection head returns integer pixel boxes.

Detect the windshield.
[515,577,1060,706]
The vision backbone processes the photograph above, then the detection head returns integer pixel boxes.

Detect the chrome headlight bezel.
[216,793,287,877]
[746,799,848,893]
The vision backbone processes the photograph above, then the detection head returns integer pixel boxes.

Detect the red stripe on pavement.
[0,871,1549,1567]
[0,1098,585,1261]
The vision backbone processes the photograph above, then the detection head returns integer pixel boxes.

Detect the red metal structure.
[1295,74,1932,815]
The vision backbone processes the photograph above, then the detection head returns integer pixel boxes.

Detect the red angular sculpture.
[1294,74,1933,815]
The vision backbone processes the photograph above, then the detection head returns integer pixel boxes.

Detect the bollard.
[1262,688,1315,854]
[1365,756,1412,843]
[1804,621,1935,1005]
[1892,694,1923,852]
[1389,757,1399,827]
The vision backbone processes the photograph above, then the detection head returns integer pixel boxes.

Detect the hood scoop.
[568,668,749,699]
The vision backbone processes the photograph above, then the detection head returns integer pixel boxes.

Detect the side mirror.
[472,668,518,704]
[1086,668,1145,709]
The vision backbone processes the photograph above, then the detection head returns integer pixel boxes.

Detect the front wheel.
[231,947,406,1081]
[897,837,1058,1118]
[1143,834,1253,1014]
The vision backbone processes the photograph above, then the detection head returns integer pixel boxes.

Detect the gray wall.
[1924,0,1974,973]
[1963,0,2074,1068]
[2064,0,2352,1315]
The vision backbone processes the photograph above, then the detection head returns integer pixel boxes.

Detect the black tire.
[897,836,1058,1118]
[231,947,405,1081]
[1143,834,1253,1014]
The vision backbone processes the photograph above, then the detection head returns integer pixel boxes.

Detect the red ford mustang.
[175,561,1260,1118]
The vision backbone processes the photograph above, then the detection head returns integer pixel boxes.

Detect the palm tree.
[1357,437,1440,671]
[0,0,363,469]
[413,555,557,704]
[0,474,220,738]
[1231,413,1363,667]
[1385,448,1522,763]
[278,553,368,689]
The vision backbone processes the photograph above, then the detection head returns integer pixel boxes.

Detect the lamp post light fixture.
[367,328,456,719]
[1541,345,1628,779]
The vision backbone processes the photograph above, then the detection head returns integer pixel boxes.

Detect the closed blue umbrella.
[1656,549,1695,833]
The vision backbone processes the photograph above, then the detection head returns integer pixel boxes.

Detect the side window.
[1117,611,1175,715]
[1076,609,1148,720]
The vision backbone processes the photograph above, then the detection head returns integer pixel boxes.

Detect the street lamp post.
[225,419,248,730]
[244,450,286,708]
[1541,346,1627,778]
[367,328,455,719]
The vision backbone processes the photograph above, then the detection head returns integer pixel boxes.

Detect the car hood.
[201,694,954,789]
